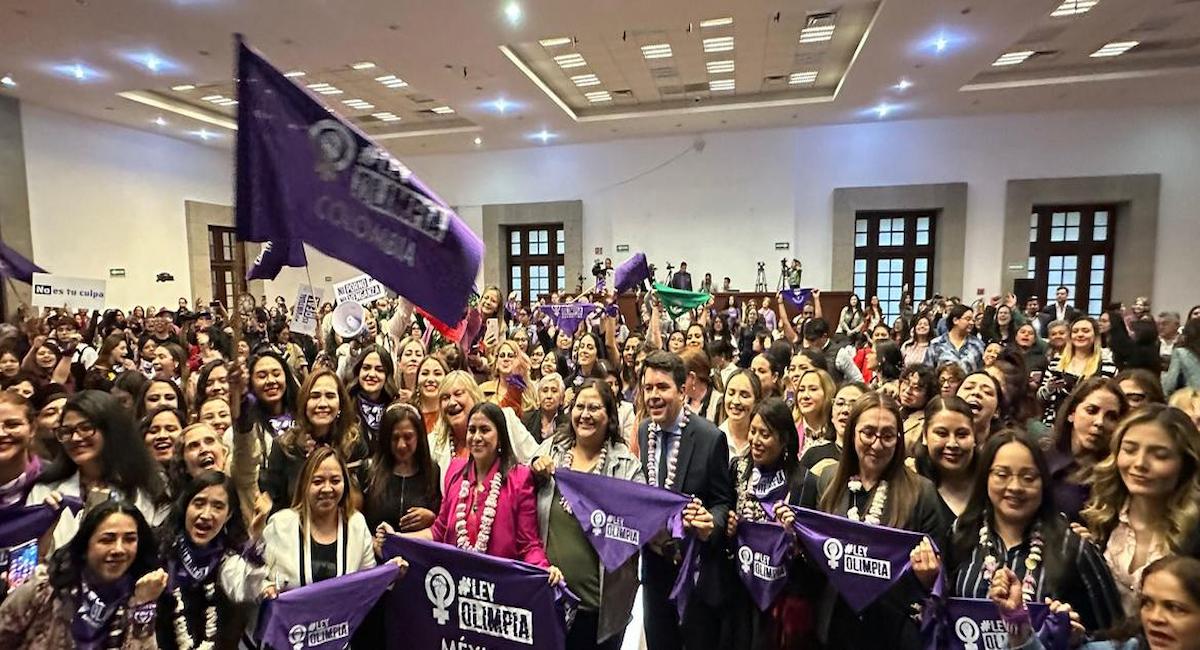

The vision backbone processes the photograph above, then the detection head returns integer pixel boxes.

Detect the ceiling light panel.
[799,13,837,43]
[430,106,455,114]
[539,37,573,47]
[1090,40,1138,57]
[700,17,733,28]
[1050,0,1099,17]
[351,61,376,70]
[571,73,601,87]
[283,70,306,78]
[788,71,818,84]
[372,112,402,122]
[703,37,734,53]
[171,84,195,91]
[584,90,611,102]
[641,44,673,59]
[706,60,735,74]
[993,50,1036,66]
[709,79,735,91]
[374,74,409,88]
[554,53,587,68]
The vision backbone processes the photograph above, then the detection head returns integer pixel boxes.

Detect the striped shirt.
[950,523,1124,633]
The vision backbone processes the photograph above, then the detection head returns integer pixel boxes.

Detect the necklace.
[555,441,608,515]
[172,581,218,650]
[454,464,503,552]
[646,407,690,488]
[846,475,888,525]
[980,518,1044,603]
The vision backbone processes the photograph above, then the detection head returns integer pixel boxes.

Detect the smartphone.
[2,539,39,589]
[485,318,499,342]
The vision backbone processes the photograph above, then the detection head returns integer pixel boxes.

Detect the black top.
[310,538,338,583]
[263,435,370,513]
[361,464,443,531]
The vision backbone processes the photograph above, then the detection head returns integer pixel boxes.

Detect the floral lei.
[646,406,690,488]
[846,475,888,525]
[980,516,1044,603]
[454,463,503,552]
[734,456,788,522]
[172,582,218,650]
[555,440,608,515]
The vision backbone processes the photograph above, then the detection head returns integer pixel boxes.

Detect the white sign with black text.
[332,274,385,305]
[290,284,324,336]
[31,273,107,311]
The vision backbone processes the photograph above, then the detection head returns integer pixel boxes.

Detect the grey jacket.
[1163,347,1200,392]
[533,437,644,644]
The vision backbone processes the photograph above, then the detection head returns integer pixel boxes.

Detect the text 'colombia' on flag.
[234,36,484,325]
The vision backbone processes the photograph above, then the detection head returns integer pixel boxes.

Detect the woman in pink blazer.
[429,402,563,583]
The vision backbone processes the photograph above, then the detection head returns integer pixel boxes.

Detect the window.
[852,211,937,323]
[506,223,566,306]
[208,226,246,308]
[1029,205,1115,316]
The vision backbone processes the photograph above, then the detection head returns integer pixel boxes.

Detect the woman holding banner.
[725,397,821,650]
[530,379,643,650]
[815,392,949,650]
[947,430,1123,633]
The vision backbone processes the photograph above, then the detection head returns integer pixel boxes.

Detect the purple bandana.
[171,534,225,589]
[257,563,399,650]
[923,598,1068,650]
[613,253,650,294]
[668,534,703,619]
[780,288,814,311]
[71,574,133,650]
[235,38,484,325]
[379,534,577,650]
[538,302,597,336]
[0,503,58,549]
[789,506,925,613]
[735,521,793,611]
[553,468,691,572]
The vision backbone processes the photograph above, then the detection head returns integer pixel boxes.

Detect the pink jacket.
[431,457,549,567]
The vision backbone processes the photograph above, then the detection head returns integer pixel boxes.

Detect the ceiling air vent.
[1019,26,1067,45]
[1131,38,1200,52]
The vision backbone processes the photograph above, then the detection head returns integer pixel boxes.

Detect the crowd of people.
[0,278,1197,650]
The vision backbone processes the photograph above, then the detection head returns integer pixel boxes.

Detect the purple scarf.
[171,534,225,589]
[735,521,793,611]
[0,456,41,509]
[71,573,133,650]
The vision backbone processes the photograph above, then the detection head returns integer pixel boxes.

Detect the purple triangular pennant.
[553,468,691,572]
[789,506,924,613]
[930,598,1068,650]
[0,242,46,284]
[734,521,793,611]
[613,252,650,294]
[0,505,58,549]
[256,563,399,650]
[537,302,597,336]
[668,534,703,620]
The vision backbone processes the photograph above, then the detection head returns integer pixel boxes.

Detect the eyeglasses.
[857,429,898,446]
[988,468,1041,487]
[54,421,98,443]
[899,380,925,395]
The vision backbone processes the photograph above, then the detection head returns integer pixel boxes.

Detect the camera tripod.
[754,263,767,292]
[777,262,790,292]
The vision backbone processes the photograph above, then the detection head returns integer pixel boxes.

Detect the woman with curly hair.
[1081,404,1200,616]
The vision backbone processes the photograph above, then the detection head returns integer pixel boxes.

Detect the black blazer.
[520,408,561,443]
[638,411,735,607]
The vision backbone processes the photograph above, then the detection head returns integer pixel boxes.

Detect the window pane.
[854,259,867,273]
[1093,225,1107,241]
[878,231,890,246]
[1050,227,1064,242]
[557,266,566,291]
[1089,285,1103,300]
[915,258,928,272]
[1030,214,1038,228]
[1091,255,1105,269]
[1094,211,1108,226]
[556,230,565,255]
[1064,256,1077,270]
[855,219,867,234]
[917,217,930,232]
[1065,226,1079,241]
[1052,213,1065,227]
[1027,256,1036,280]
[1066,212,1080,227]
[915,272,927,288]
[1089,300,1102,316]
[854,273,866,287]
[892,230,904,246]
[855,234,867,247]
[915,230,928,245]
[915,286,926,301]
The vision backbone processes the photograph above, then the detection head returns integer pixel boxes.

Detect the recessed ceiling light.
[641,43,673,59]
[799,24,836,43]
[194,129,213,140]
[553,53,587,69]
[492,97,510,113]
[153,116,167,127]
[709,79,735,92]
[351,61,376,70]
[306,83,331,89]
[474,136,483,145]
[504,1,521,24]
[571,73,601,87]
[700,17,733,28]
[993,50,1036,66]
[171,84,195,91]
[1090,40,1138,57]
[584,90,611,102]
[788,71,818,85]
[144,55,161,72]
[874,102,891,118]
[706,60,735,74]
[539,37,573,47]
[216,99,238,106]
[702,37,734,53]
[372,112,402,122]
[1051,0,1099,17]
[894,78,912,90]
[532,129,555,143]
[430,106,455,114]
[201,94,223,101]
[1,75,17,88]
[283,70,306,78]
[73,64,86,80]
[934,35,949,52]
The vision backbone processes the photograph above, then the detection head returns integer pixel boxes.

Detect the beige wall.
[0,97,33,316]
[481,201,584,297]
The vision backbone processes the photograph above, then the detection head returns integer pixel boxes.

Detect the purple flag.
[256,563,399,650]
[0,242,46,284]
[735,521,793,611]
[553,468,691,572]
[613,253,650,294]
[780,288,814,310]
[789,506,924,613]
[0,504,57,549]
[235,38,484,325]
[246,240,308,281]
[379,534,577,650]
[668,534,703,619]
[929,599,1068,650]
[538,301,598,336]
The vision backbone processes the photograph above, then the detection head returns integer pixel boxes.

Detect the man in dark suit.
[668,261,693,291]
[1039,285,1081,327]
[637,351,732,650]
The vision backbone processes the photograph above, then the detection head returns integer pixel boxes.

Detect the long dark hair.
[914,395,977,484]
[48,499,160,594]
[135,378,186,420]
[1051,376,1128,456]
[1096,556,1200,644]
[556,379,622,448]
[158,470,248,554]
[461,402,517,482]
[751,397,800,477]
[347,344,396,403]
[366,404,438,514]
[39,390,165,502]
[239,349,299,431]
[193,360,228,408]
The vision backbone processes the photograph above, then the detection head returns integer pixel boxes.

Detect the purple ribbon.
[256,563,399,650]
[553,468,691,572]
[235,37,484,325]
[379,534,577,650]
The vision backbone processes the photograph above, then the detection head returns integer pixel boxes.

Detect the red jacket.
[431,457,549,567]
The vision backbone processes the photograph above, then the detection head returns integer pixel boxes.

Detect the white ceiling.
[1,0,1198,155]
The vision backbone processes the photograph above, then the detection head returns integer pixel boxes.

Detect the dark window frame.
[1027,204,1116,316]
[852,210,937,323]
[506,223,565,306]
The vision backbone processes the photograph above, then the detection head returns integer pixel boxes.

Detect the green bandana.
[653,283,711,319]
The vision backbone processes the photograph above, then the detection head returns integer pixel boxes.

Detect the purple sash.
[789,506,924,613]
[379,534,577,650]
[537,302,597,336]
[735,521,793,611]
[256,563,399,650]
[553,468,691,572]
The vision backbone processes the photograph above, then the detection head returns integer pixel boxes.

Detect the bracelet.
[130,601,157,625]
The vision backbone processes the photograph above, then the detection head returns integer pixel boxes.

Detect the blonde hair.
[792,368,836,436]
[1082,404,1200,551]
[432,371,483,450]
[1169,388,1200,414]
[1056,319,1101,377]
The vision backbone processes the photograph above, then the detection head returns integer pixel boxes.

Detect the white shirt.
[26,473,166,552]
